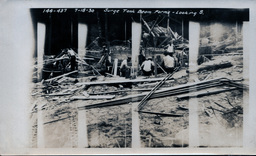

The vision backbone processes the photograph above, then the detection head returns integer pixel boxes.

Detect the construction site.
[29,8,249,148]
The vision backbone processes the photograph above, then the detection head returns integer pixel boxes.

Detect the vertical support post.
[71,20,73,46]
[105,13,109,44]
[113,58,118,76]
[48,15,52,55]
[235,21,238,52]
[132,103,141,148]
[243,22,256,147]
[77,109,89,148]
[182,19,184,41]
[97,12,102,39]
[37,22,46,81]
[167,13,170,33]
[132,22,142,77]
[153,56,157,77]
[125,19,127,44]
[188,21,200,148]
[78,23,88,70]
[37,104,45,148]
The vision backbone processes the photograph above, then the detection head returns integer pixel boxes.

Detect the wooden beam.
[77,109,89,148]
[88,88,155,95]
[45,70,78,82]
[113,58,118,76]
[132,102,141,148]
[76,76,175,86]
[70,95,115,100]
[158,37,172,48]
[156,62,167,74]
[138,67,180,111]
[153,56,157,77]
[37,22,46,81]
[139,110,184,117]
[189,21,200,147]
[132,22,142,77]
[78,77,227,110]
[141,18,155,37]
[176,87,237,101]
[147,16,160,36]
[78,23,88,71]
[197,62,233,72]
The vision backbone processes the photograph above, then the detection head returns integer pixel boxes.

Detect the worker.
[140,57,155,77]
[142,31,150,47]
[163,51,175,73]
[106,55,112,74]
[67,48,77,71]
[138,47,146,66]
[166,42,180,67]
[166,41,174,53]
[120,56,131,78]
[176,47,188,67]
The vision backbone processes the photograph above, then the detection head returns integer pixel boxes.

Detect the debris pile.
[30,20,247,148]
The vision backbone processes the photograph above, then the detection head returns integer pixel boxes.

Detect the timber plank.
[176,87,237,100]
[76,77,175,86]
[78,77,228,110]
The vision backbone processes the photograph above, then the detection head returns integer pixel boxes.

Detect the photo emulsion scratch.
[29,8,249,148]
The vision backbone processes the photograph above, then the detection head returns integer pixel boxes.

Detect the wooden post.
[113,58,118,76]
[167,12,170,33]
[153,56,157,77]
[97,12,102,39]
[125,19,127,44]
[132,22,142,77]
[132,103,141,148]
[141,18,155,37]
[37,22,46,81]
[78,23,88,70]
[48,15,52,55]
[188,21,200,148]
[182,19,184,42]
[77,109,89,148]
[105,13,109,44]
[71,20,73,46]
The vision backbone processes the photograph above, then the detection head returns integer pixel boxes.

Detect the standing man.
[166,41,174,53]
[67,48,77,71]
[140,57,155,77]
[138,47,146,66]
[162,51,175,73]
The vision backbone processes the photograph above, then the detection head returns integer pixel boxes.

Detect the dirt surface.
[29,52,245,148]
[138,53,244,147]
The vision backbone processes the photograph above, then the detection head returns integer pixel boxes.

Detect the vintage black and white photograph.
[0,0,256,154]
[29,8,249,148]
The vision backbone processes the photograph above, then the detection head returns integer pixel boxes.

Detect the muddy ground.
[29,51,245,148]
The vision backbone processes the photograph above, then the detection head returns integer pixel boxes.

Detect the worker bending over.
[120,57,131,78]
[163,51,175,73]
[140,57,155,77]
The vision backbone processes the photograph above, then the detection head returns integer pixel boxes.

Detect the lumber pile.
[75,77,175,86]
[176,87,237,100]
[197,61,233,72]
[77,77,244,110]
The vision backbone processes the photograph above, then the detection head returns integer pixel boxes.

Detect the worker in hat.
[166,41,174,53]
[140,57,155,77]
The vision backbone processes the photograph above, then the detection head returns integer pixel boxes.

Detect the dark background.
[30,8,249,56]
